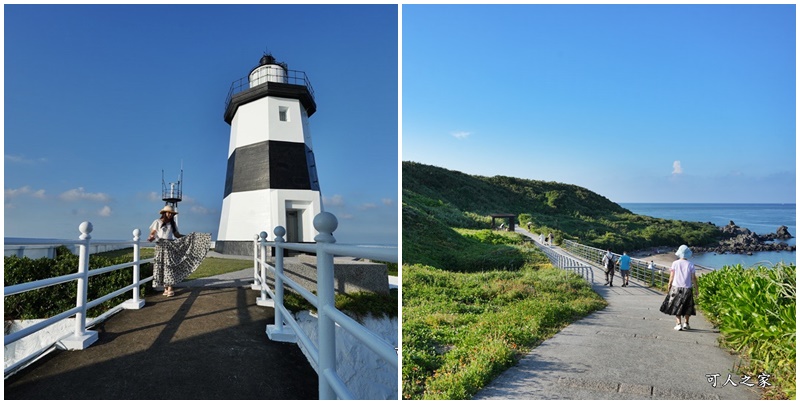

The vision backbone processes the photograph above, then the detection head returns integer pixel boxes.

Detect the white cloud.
[6,186,32,198]
[60,187,111,202]
[382,198,393,206]
[672,160,683,175]
[98,206,113,217]
[5,154,47,164]
[5,186,46,199]
[190,205,211,215]
[324,194,346,207]
[451,131,471,139]
[359,203,378,211]
[148,192,160,202]
[339,213,354,220]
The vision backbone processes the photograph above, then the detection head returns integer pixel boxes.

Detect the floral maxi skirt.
[659,286,696,316]
[152,232,212,288]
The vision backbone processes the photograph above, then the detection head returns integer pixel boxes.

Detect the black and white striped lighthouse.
[215,54,322,255]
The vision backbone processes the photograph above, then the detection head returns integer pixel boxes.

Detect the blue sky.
[402,4,796,204]
[5,4,398,244]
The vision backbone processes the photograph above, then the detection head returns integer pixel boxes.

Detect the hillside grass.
[403,161,721,252]
[402,187,606,399]
[402,161,794,400]
[402,262,605,399]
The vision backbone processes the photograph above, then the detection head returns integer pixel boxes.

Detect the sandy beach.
[631,247,715,274]
[630,248,679,268]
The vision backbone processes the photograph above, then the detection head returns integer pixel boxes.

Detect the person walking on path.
[659,244,698,331]
[147,205,211,297]
[618,251,631,287]
[602,249,616,286]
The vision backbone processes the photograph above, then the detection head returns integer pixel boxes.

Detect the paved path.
[474,232,760,400]
[5,254,319,400]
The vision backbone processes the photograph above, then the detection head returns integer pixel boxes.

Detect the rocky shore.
[692,221,795,255]
[632,221,794,267]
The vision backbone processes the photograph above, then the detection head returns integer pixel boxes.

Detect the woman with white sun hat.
[659,244,699,331]
[147,205,211,297]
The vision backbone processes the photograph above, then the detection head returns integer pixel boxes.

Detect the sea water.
[620,203,796,269]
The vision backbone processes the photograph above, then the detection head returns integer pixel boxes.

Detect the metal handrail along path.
[530,237,594,284]
[252,212,398,400]
[4,224,154,376]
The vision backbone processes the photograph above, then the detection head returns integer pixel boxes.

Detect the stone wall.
[266,254,389,295]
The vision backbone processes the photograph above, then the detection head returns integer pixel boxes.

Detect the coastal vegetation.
[402,161,793,399]
[404,161,721,252]
[402,162,606,399]
[4,246,397,322]
[4,246,155,319]
[697,263,796,399]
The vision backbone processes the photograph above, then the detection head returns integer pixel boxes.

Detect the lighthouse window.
[279,106,289,122]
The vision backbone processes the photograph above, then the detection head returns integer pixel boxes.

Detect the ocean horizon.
[620,202,796,269]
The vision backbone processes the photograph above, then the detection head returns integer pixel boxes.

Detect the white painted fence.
[252,212,398,400]
[4,223,153,376]
[4,213,398,398]
[561,239,678,287]
[530,236,594,283]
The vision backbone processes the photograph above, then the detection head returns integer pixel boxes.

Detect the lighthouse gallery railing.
[225,69,315,112]
[252,212,398,400]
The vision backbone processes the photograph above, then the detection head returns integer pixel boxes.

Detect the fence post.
[122,229,146,309]
[266,227,296,342]
[314,212,338,400]
[252,233,261,290]
[62,221,99,350]
[256,232,273,307]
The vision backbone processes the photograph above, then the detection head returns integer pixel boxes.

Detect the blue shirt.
[619,254,631,270]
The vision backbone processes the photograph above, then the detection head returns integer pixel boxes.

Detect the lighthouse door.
[286,210,301,243]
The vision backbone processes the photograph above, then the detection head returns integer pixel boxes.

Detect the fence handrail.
[5,238,156,247]
[253,212,398,400]
[562,239,678,288]
[4,224,152,374]
[529,237,594,284]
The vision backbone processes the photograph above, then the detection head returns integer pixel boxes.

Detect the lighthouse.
[215,54,322,255]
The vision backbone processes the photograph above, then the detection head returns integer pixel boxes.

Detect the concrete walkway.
[4,253,319,400]
[474,232,760,400]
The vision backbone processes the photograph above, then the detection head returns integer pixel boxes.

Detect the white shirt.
[670,259,696,288]
[150,219,178,240]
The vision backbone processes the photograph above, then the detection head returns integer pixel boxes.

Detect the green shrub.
[4,246,153,320]
[697,263,796,399]
[402,261,606,399]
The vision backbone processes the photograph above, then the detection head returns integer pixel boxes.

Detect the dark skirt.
[152,232,211,287]
[659,286,696,316]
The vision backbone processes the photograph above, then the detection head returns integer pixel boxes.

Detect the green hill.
[402,161,721,264]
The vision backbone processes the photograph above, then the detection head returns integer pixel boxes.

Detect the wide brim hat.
[159,205,178,215]
[675,244,692,259]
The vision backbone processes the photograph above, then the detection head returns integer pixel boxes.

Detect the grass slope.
[403,161,721,252]
[401,162,607,399]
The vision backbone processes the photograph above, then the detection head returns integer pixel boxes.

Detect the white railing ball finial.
[133,228,141,241]
[274,226,286,242]
[79,221,93,240]
[313,212,337,243]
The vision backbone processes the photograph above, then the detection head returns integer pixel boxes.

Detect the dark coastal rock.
[721,221,755,237]
[776,225,793,239]
[692,222,796,254]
